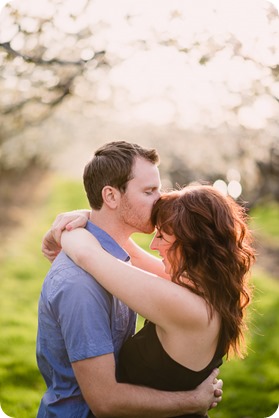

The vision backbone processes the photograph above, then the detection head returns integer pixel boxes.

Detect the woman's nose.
[150,236,158,251]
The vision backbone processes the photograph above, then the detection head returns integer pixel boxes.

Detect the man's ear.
[102,186,120,209]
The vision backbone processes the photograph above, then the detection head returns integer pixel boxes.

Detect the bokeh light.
[213,179,228,196]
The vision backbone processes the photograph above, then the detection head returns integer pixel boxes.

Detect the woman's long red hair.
[151,185,255,358]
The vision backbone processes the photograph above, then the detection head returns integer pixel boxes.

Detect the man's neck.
[89,210,131,247]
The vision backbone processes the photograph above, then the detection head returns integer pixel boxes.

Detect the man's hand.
[41,210,90,262]
[73,356,223,418]
[193,369,223,416]
[211,374,223,409]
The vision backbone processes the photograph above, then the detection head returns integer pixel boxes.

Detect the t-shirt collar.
[85,220,130,262]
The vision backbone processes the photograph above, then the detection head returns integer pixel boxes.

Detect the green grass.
[250,201,279,246]
[0,176,89,418]
[210,270,279,418]
[0,176,278,417]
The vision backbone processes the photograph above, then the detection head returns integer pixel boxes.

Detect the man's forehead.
[132,169,160,184]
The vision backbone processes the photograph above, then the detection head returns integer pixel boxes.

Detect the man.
[38,141,222,417]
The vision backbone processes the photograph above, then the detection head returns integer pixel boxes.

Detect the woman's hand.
[42,229,62,262]
[41,209,90,262]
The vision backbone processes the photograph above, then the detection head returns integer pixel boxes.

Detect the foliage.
[0,176,278,417]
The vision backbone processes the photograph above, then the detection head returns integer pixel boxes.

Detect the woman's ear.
[102,186,120,209]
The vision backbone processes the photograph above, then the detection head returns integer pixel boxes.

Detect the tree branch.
[0,42,105,66]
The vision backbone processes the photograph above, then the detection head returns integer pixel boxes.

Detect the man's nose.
[153,190,161,203]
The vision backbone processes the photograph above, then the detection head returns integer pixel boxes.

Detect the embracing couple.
[36,141,255,417]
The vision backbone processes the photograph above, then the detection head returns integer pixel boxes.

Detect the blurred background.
[0,0,278,417]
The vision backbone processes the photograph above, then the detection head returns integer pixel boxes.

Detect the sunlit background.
[0,0,279,204]
[0,2,279,418]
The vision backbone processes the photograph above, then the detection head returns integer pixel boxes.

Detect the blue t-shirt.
[36,221,137,418]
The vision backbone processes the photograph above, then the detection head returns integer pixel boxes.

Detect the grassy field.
[0,176,278,418]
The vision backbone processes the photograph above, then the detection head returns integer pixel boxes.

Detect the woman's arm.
[42,209,170,279]
[61,229,205,330]
[42,210,90,261]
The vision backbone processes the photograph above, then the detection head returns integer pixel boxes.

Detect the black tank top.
[118,321,224,418]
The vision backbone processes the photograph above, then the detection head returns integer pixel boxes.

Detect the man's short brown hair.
[83,141,160,209]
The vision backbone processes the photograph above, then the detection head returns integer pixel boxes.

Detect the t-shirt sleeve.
[49,265,114,363]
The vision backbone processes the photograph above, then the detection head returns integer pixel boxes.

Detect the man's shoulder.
[49,251,82,275]
[43,251,111,301]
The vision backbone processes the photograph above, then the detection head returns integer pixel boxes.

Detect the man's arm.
[72,354,223,418]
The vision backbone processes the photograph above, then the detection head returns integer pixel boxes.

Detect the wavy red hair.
[151,184,255,358]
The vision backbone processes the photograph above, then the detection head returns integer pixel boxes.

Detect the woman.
[55,185,255,417]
